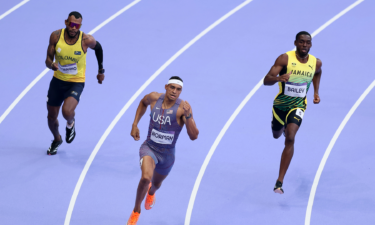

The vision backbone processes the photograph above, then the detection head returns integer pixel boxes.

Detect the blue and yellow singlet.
[54,29,87,83]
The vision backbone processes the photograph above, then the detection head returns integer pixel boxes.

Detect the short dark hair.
[169,76,183,82]
[296,31,311,40]
[68,11,82,20]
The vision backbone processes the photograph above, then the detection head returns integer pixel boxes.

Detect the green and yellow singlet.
[54,29,87,83]
[273,51,316,111]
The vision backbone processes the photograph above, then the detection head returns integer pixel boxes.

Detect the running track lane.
[0,0,248,224]
[0,0,29,21]
[0,0,373,224]
[188,0,366,224]
[0,0,141,125]
[0,1,141,224]
[307,1,375,223]
[66,1,253,224]
[69,0,356,225]
[310,81,375,224]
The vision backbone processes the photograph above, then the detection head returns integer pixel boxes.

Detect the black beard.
[66,30,79,39]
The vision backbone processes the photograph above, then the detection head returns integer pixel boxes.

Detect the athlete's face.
[65,16,82,38]
[165,84,182,101]
[294,34,312,57]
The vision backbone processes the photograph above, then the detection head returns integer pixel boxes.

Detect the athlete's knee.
[152,180,163,190]
[47,113,58,121]
[140,175,152,186]
[285,135,295,145]
[140,170,153,186]
[47,105,59,121]
[62,107,74,119]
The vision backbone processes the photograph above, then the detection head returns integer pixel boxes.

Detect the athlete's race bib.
[58,61,78,75]
[150,129,175,144]
[284,82,307,98]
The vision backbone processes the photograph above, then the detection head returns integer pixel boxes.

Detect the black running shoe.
[66,120,76,144]
[47,137,63,155]
[274,180,284,194]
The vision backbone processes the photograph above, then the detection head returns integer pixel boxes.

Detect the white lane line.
[184,1,255,224]
[88,0,140,35]
[0,0,141,125]
[304,82,373,222]
[0,69,48,125]
[305,83,375,225]
[63,2,141,223]
[64,0,254,224]
[305,2,365,224]
[0,0,29,21]
[184,0,365,224]
[310,0,364,37]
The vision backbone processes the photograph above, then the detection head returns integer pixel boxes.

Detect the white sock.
[67,121,74,129]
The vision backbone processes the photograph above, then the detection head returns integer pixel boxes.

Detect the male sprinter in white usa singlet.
[45,11,105,155]
[264,31,322,194]
[126,76,199,225]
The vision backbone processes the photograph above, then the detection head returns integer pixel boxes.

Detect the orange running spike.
[126,211,140,225]
[145,182,156,210]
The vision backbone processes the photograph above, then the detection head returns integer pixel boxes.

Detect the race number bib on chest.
[150,129,175,144]
[58,62,78,75]
[284,82,307,98]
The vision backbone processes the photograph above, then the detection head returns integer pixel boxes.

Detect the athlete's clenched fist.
[51,62,59,71]
[97,74,105,84]
[313,94,320,104]
[131,125,140,141]
[278,71,292,82]
[183,101,192,118]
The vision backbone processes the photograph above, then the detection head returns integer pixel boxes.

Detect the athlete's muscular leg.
[277,123,299,183]
[133,156,155,213]
[148,171,168,196]
[47,105,61,141]
[62,97,78,124]
[272,126,285,139]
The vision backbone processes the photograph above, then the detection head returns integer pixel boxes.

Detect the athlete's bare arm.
[82,33,96,51]
[82,33,105,84]
[131,92,161,141]
[45,30,61,71]
[179,101,199,140]
[263,54,292,86]
[313,58,322,104]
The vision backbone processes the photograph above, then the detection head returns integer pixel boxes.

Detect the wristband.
[186,113,192,119]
